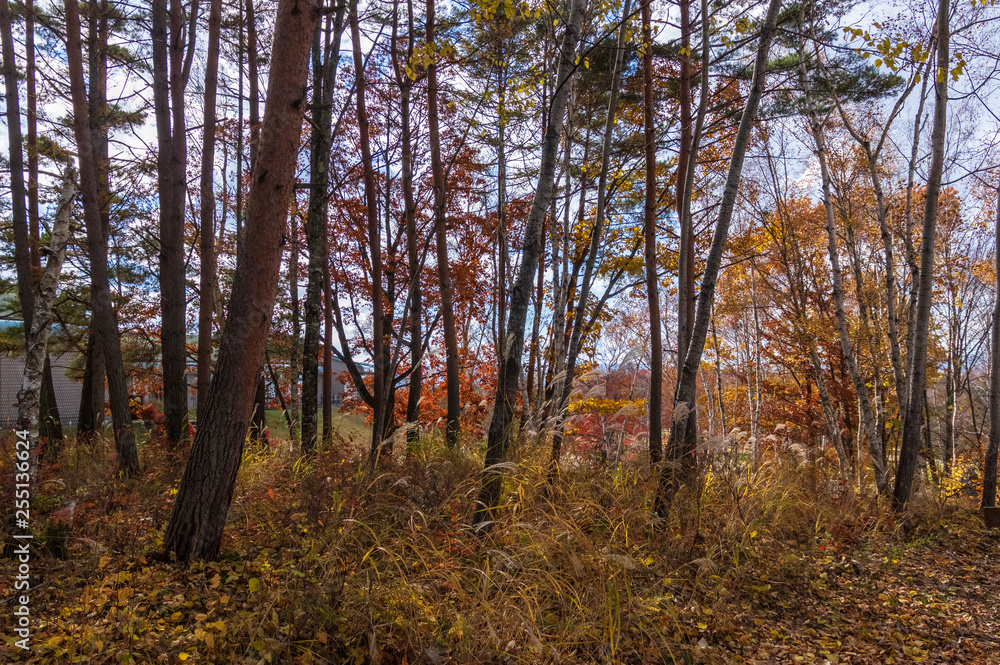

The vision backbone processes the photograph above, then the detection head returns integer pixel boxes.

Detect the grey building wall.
[0,353,84,428]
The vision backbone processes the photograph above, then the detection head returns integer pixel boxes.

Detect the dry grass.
[2,428,996,663]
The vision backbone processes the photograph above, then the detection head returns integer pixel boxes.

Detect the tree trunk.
[809,346,852,479]
[526,225,546,421]
[983,186,1000,508]
[426,0,462,449]
[474,0,586,528]
[657,0,781,513]
[302,1,345,454]
[894,0,948,512]
[16,168,74,479]
[711,305,727,435]
[163,0,317,561]
[299,9,325,453]
[196,0,222,414]
[390,0,422,448]
[795,25,887,494]
[77,331,105,438]
[83,0,114,446]
[676,0,694,364]
[1,0,33,360]
[944,348,955,475]
[197,0,223,420]
[288,212,300,444]
[902,55,933,400]
[348,0,389,462]
[246,0,260,167]
[322,253,334,442]
[642,0,663,465]
[28,0,64,445]
[25,0,39,270]
[549,0,633,472]
[65,0,140,476]
[1,0,64,447]
[245,0,267,443]
[160,0,197,443]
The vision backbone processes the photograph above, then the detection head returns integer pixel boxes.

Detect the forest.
[2,0,1000,661]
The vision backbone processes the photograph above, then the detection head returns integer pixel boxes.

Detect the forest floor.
[2,426,999,664]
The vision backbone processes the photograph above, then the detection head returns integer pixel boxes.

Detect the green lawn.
[186,407,370,444]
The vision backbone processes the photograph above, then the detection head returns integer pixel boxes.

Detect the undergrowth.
[1,429,995,664]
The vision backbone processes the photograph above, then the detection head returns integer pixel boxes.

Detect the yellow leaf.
[178,654,189,662]
[249,577,261,593]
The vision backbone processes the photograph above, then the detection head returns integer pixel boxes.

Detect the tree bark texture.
[65,0,140,475]
[894,0,948,512]
[16,168,74,476]
[197,0,223,420]
[795,25,887,494]
[642,0,663,465]
[657,0,782,513]
[676,0,695,365]
[390,0,422,448]
[427,0,462,449]
[474,0,586,528]
[348,0,389,462]
[984,186,1000,508]
[1,0,64,445]
[302,1,345,454]
[548,0,632,471]
[163,0,318,561]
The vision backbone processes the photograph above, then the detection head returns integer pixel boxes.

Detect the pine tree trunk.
[197,0,223,421]
[474,0,586,528]
[657,0,781,513]
[83,0,114,444]
[160,0,196,443]
[246,0,260,167]
[302,2,344,454]
[65,0,140,476]
[163,0,318,561]
[1,0,63,447]
[25,0,40,270]
[549,0,632,472]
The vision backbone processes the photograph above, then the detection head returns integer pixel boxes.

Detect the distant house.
[1,314,371,421]
[0,351,85,428]
[182,347,371,411]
